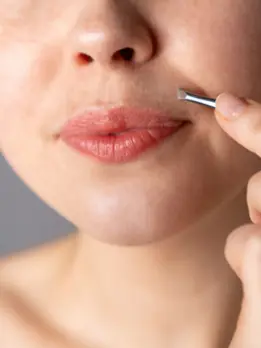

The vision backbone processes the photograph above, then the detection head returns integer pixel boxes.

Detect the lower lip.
[60,123,186,163]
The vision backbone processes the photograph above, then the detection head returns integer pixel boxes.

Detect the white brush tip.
[177,88,187,100]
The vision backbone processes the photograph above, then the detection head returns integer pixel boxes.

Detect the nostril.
[77,53,94,65]
[76,47,135,65]
[113,47,135,61]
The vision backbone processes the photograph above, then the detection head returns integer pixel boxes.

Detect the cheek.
[0,42,34,108]
[0,40,61,142]
[164,4,261,100]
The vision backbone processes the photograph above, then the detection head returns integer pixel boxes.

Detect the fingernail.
[216,93,248,120]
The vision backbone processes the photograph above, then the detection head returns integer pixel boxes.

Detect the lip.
[59,106,188,163]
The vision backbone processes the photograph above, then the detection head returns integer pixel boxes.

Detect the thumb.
[226,224,261,348]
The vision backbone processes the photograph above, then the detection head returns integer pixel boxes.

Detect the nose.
[71,3,155,69]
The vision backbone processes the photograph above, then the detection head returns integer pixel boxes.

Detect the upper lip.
[59,105,188,136]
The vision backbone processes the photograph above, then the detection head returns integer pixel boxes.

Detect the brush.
[177,88,216,109]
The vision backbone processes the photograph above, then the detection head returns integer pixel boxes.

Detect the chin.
[56,146,259,247]
[71,176,234,247]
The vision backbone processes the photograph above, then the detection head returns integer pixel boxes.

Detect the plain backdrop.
[0,154,74,257]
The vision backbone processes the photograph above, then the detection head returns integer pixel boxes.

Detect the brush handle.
[184,92,216,109]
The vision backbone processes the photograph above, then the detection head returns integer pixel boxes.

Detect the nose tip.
[72,16,154,68]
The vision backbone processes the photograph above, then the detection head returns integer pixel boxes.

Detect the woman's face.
[0,0,261,245]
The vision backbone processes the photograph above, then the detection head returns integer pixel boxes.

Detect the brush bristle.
[177,88,187,100]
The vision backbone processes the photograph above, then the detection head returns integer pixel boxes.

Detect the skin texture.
[0,0,261,347]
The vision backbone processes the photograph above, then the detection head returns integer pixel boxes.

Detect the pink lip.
[59,107,187,163]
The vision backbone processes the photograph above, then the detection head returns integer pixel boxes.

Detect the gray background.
[0,154,74,257]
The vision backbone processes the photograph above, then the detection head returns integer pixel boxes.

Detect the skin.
[0,0,261,347]
[214,94,261,348]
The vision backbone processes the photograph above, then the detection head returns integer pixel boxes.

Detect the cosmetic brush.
[177,88,216,109]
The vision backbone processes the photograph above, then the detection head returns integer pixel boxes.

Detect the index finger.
[215,93,261,157]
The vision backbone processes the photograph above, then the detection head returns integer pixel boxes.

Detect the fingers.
[247,171,261,223]
[226,224,261,291]
[215,93,261,157]
[215,92,261,222]
[225,224,254,278]
[226,224,261,348]
[215,93,261,347]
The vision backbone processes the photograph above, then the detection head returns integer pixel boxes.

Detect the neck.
[54,191,248,348]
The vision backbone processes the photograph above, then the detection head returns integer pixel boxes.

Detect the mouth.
[59,106,190,164]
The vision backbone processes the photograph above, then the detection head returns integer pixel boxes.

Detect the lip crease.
[59,106,188,163]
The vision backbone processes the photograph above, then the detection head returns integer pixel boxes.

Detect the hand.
[215,93,261,348]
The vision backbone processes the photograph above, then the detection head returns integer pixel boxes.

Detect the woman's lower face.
[0,0,261,245]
